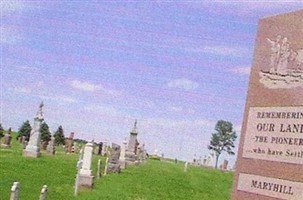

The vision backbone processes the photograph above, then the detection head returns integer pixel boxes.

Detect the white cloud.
[142,118,214,130]
[0,1,25,15]
[13,87,32,94]
[69,79,121,96]
[12,87,77,104]
[167,106,196,114]
[51,95,77,103]
[84,104,120,115]
[167,78,199,91]
[168,106,183,112]
[202,45,249,57]
[70,80,101,92]
[230,66,251,76]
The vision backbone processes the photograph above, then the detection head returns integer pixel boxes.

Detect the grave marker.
[10,182,19,200]
[232,10,303,200]
[23,102,44,158]
[97,159,102,179]
[78,141,94,188]
[39,185,48,200]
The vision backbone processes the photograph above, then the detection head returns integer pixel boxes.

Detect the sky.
[1,1,302,167]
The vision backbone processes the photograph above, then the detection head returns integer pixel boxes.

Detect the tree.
[54,125,65,146]
[0,123,4,138]
[17,120,32,141]
[40,122,51,144]
[208,120,237,169]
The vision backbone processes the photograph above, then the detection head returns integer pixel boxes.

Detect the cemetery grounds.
[0,133,233,200]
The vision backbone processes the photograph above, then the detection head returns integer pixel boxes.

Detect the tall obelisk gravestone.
[232,10,303,200]
[125,120,138,165]
[23,102,44,158]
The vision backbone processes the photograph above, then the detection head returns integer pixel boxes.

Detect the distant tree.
[40,122,51,144]
[17,120,32,140]
[54,125,65,145]
[208,120,237,169]
[0,123,4,138]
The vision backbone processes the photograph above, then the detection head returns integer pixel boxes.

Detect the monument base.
[119,160,126,169]
[125,151,138,166]
[23,150,41,158]
[0,144,11,148]
[78,174,94,189]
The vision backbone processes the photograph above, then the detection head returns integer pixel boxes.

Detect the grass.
[0,134,233,200]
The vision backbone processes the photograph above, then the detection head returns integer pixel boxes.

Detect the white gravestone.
[119,138,127,169]
[97,159,102,179]
[23,102,44,158]
[104,157,109,176]
[184,162,188,172]
[10,182,19,200]
[78,141,94,188]
[39,185,48,200]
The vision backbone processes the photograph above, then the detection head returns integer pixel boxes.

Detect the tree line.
[15,121,66,146]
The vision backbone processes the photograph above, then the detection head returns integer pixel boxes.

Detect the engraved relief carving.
[259,35,303,89]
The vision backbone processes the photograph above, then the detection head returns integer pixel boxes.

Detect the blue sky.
[1,1,302,166]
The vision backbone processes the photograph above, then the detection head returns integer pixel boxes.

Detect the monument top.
[131,120,138,135]
[35,102,44,120]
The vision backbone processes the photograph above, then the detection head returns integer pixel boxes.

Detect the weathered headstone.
[39,185,48,200]
[184,162,188,172]
[103,157,109,176]
[10,182,19,200]
[1,128,12,148]
[232,10,303,200]
[66,132,74,153]
[222,159,228,171]
[125,120,139,165]
[78,141,94,188]
[46,135,55,155]
[23,102,44,158]
[107,143,121,173]
[21,136,27,149]
[119,138,127,169]
[101,141,107,156]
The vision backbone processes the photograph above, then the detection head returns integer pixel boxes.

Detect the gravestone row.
[8,182,48,200]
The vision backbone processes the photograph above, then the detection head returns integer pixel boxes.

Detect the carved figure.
[267,35,281,72]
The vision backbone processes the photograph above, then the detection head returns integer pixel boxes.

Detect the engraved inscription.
[238,173,303,200]
[243,107,303,164]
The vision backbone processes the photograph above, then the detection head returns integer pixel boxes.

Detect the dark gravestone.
[98,142,103,155]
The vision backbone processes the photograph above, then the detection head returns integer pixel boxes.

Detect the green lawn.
[0,135,233,200]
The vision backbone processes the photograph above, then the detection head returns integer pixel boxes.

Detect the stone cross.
[10,182,20,200]
[184,162,188,172]
[39,185,48,200]
[97,159,102,179]
[103,157,109,176]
